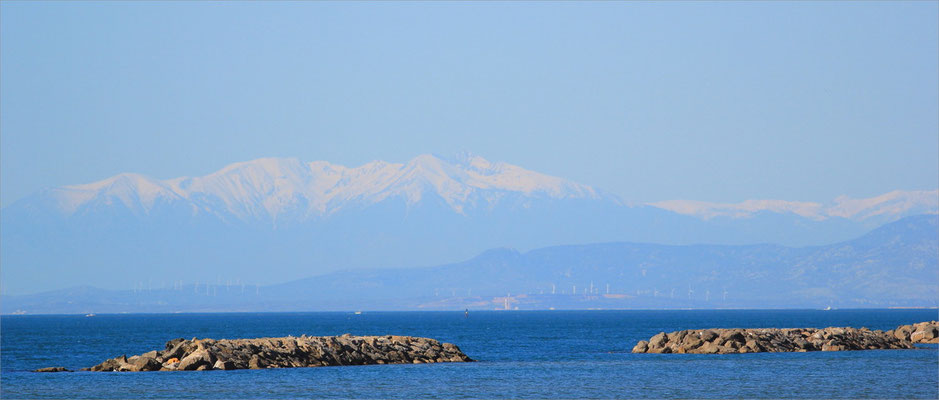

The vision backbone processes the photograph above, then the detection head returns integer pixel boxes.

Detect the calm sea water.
[2,310,937,399]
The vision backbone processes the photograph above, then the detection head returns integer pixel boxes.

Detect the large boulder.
[177,349,217,371]
[699,330,718,342]
[129,356,162,372]
[88,355,129,372]
[648,332,668,347]
[890,321,939,344]
[213,360,235,370]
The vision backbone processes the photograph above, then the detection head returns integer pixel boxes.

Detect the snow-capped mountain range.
[23,153,936,223]
[38,154,606,222]
[2,153,936,295]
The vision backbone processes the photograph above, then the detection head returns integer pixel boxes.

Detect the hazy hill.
[3,214,935,314]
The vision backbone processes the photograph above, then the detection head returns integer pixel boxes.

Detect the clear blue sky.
[1,1,936,206]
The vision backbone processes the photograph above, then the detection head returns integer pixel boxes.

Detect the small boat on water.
[85,313,96,317]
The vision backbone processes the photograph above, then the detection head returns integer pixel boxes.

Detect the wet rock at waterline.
[33,367,69,372]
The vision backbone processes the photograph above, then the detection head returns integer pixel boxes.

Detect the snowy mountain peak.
[58,173,181,214]
[16,155,933,226]
[649,189,939,222]
[29,155,604,220]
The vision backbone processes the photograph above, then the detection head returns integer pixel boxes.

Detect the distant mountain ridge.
[652,189,938,222]
[18,154,935,224]
[4,214,935,314]
[1,154,936,295]
[26,154,607,222]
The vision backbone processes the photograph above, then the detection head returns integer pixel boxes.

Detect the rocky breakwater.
[888,321,939,344]
[632,326,916,354]
[82,334,473,372]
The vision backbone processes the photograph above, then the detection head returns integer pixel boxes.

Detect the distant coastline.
[4,307,939,317]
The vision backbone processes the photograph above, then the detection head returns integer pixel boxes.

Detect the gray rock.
[130,356,162,372]
[34,367,68,372]
[89,355,126,372]
[178,349,216,371]
[699,342,720,354]
[699,330,718,342]
[648,332,668,347]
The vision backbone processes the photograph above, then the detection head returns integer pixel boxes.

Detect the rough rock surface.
[887,321,939,344]
[81,334,473,372]
[632,325,918,354]
[34,367,69,372]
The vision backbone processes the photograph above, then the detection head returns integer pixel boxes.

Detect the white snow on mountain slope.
[650,189,939,221]
[826,190,939,220]
[59,173,185,214]
[41,154,604,219]
[650,199,825,220]
[27,155,938,224]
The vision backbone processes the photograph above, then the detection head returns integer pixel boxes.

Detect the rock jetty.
[632,324,924,354]
[80,334,473,372]
[888,321,939,344]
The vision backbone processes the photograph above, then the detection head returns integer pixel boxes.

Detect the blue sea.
[2,310,937,399]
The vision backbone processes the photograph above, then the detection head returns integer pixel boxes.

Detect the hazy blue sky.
[1,1,936,206]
